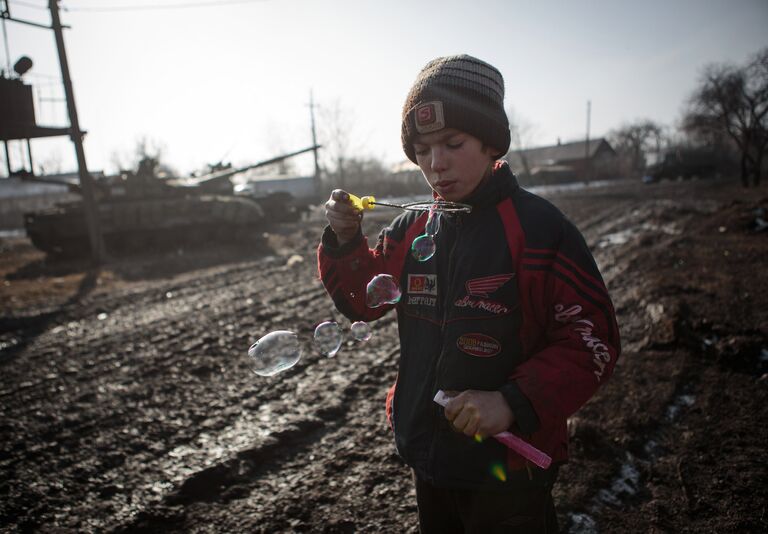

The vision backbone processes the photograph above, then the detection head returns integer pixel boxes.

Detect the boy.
[318,55,620,533]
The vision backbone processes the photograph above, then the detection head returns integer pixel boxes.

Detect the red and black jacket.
[317,162,620,491]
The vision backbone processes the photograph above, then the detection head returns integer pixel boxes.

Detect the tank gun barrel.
[188,144,322,185]
[19,174,83,194]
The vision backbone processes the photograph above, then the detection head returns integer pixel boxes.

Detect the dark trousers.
[414,474,558,534]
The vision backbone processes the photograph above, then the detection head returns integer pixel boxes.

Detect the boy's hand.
[325,189,362,246]
[444,390,515,439]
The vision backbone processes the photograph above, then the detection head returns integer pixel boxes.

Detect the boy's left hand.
[443,390,515,438]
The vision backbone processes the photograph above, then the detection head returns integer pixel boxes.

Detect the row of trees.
[684,47,767,187]
[607,47,767,186]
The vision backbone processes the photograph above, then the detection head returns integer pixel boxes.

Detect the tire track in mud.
[1,250,339,531]
[108,320,403,532]
[557,191,767,532]
[558,197,689,532]
[118,354,400,531]
[1,241,405,531]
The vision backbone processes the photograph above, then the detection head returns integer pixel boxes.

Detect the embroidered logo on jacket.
[407,274,437,307]
[454,273,515,314]
[456,333,501,357]
[554,303,612,382]
[408,274,437,295]
[466,274,515,297]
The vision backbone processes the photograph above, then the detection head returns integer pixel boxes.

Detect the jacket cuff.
[499,382,540,435]
[320,225,364,258]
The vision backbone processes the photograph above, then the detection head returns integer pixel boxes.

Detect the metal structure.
[1,0,105,261]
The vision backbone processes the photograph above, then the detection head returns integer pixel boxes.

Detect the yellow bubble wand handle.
[348,194,376,211]
[346,194,472,213]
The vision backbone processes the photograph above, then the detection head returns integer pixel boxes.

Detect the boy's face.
[413,128,497,202]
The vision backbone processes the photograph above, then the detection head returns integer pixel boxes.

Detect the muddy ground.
[1,177,767,533]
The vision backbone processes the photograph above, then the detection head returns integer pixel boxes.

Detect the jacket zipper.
[426,213,463,478]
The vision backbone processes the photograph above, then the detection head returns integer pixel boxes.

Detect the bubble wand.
[433,390,552,470]
[347,194,471,214]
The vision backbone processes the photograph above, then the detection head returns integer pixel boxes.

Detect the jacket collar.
[447,160,519,210]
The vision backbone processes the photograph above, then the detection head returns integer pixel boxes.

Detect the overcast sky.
[3,0,767,177]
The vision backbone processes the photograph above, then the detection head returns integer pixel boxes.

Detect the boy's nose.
[430,148,448,172]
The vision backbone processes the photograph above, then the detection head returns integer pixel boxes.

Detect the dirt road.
[1,178,766,532]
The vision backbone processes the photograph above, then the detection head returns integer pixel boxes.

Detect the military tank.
[22,146,320,257]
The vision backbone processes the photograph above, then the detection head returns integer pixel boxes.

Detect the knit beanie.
[401,54,510,163]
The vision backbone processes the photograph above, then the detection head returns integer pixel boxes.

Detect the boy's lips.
[434,180,457,191]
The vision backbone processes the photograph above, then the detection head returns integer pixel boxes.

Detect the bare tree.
[505,107,537,179]
[608,120,666,177]
[683,47,768,187]
[317,98,356,189]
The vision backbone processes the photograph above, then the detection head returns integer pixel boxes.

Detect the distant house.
[389,160,422,186]
[507,138,618,185]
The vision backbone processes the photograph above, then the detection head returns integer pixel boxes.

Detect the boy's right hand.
[325,189,362,246]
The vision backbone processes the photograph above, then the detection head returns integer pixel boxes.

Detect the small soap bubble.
[314,321,343,357]
[366,274,402,308]
[425,208,441,236]
[350,321,372,342]
[411,234,436,262]
[248,330,301,376]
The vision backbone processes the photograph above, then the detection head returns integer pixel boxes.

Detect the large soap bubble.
[411,235,436,262]
[350,321,372,342]
[366,274,402,308]
[248,330,301,376]
[314,321,343,357]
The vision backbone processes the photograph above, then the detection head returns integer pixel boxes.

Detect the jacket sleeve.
[317,214,426,322]
[510,215,621,434]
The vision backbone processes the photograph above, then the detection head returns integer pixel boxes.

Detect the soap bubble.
[248,330,301,376]
[425,208,441,236]
[314,321,342,357]
[350,321,372,342]
[366,274,402,308]
[411,234,436,262]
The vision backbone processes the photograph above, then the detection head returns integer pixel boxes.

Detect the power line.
[7,1,48,11]
[62,0,268,13]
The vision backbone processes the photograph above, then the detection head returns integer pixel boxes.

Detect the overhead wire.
[61,0,268,13]
[7,1,48,11]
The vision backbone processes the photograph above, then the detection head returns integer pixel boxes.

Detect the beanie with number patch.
[401,54,510,163]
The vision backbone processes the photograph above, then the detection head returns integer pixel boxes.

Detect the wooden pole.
[49,0,105,263]
[585,100,591,182]
[309,90,321,198]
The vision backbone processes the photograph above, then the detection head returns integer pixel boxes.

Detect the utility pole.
[308,90,321,198]
[584,99,591,182]
[1,0,12,75]
[49,0,105,263]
